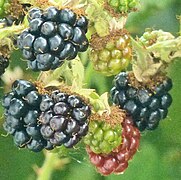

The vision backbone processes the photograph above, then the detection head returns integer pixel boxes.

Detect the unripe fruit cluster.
[87,116,140,176]
[89,32,132,76]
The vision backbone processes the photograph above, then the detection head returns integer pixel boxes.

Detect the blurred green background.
[0,0,181,179]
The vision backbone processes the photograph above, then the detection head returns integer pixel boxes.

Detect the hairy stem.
[37,152,69,180]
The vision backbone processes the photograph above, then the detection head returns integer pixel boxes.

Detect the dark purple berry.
[41,21,56,37]
[39,111,53,125]
[76,16,88,32]
[49,34,64,52]
[50,116,67,131]
[25,91,42,106]
[3,121,16,135]
[72,27,88,45]
[36,53,55,65]
[65,118,80,134]
[8,98,27,118]
[137,89,151,106]
[26,125,41,139]
[27,139,45,152]
[12,79,36,96]
[58,23,73,40]
[40,97,54,111]
[23,33,35,50]
[53,102,70,115]
[64,136,80,148]
[29,18,44,33]
[28,8,42,21]
[67,95,82,108]
[123,100,139,117]
[59,9,76,25]
[22,49,35,60]
[6,115,22,129]
[2,92,15,108]
[24,110,39,125]
[43,6,59,21]
[160,94,172,109]
[59,42,77,60]
[13,131,30,147]
[40,125,54,138]
[33,37,49,53]
[53,131,69,145]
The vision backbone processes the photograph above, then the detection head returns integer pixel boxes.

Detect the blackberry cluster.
[0,55,9,76]
[87,117,140,176]
[17,7,89,71]
[89,32,132,76]
[84,120,122,154]
[39,90,91,148]
[110,72,173,131]
[2,79,51,152]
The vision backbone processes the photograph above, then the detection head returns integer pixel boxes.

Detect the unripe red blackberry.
[89,30,132,76]
[86,116,140,176]
[110,72,173,131]
[2,79,51,152]
[84,107,125,154]
[17,7,89,71]
[39,90,91,148]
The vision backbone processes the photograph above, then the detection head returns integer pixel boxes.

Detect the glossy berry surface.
[89,33,132,76]
[84,120,122,154]
[17,7,89,71]
[86,117,140,176]
[110,72,173,131]
[39,90,91,148]
[2,79,50,152]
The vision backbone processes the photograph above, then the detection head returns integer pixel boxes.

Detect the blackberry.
[39,90,91,148]
[84,107,125,154]
[2,79,50,152]
[89,31,132,76]
[110,72,173,131]
[84,120,122,154]
[86,116,140,176]
[0,55,9,76]
[17,7,89,71]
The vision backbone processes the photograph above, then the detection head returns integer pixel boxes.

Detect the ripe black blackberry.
[39,90,91,148]
[0,55,9,76]
[2,79,53,152]
[17,7,89,71]
[110,72,172,131]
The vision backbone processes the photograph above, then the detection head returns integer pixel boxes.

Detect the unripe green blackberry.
[139,29,174,47]
[86,116,140,176]
[89,31,132,76]
[106,0,139,14]
[84,107,125,154]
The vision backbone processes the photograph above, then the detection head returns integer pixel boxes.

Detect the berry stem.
[0,24,27,39]
[146,36,181,62]
[36,152,69,180]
